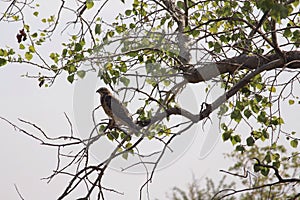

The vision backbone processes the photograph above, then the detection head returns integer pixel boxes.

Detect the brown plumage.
[96,87,139,133]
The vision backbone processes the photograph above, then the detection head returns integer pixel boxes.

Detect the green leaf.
[68,65,77,73]
[278,117,284,124]
[125,142,132,149]
[222,131,231,141]
[111,131,119,140]
[219,104,229,115]
[244,109,252,119]
[257,111,267,123]
[33,11,39,17]
[29,45,35,53]
[108,31,115,37]
[19,44,25,50]
[72,35,77,40]
[0,58,7,67]
[106,132,114,140]
[234,135,241,143]
[241,87,251,96]
[221,123,228,131]
[12,15,19,21]
[120,132,131,141]
[125,10,132,16]
[231,109,242,123]
[250,103,260,114]
[213,42,222,53]
[95,24,101,35]
[272,153,280,160]
[293,0,299,7]
[231,135,241,145]
[51,65,58,72]
[116,25,126,34]
[67,74,74,83]
[235,145,245,152]
[98,125,106,132]
[255,94,263,102]
[265,152,272,163]
[251,130,261,140]
[62,49,67,57]
[219,35,227,43]
[289,99,295,105]
[25,52,33,61]
[236,101,245,111]
[119,64,127,72]
[262,129,269,140]
[256,83,263,90]
[0,49,6,56]
[254,163,260,172]
[50,52,59,63]
[290,139,298,148]
[261,167,270,176]
[8,48,15,55]
[31,32,38,38]
[191,29,200,37]
[163,80,170,86]
[209,25,218,34]
[86,0,94,9]
[257,0,274,12]
[268,86,276,93]
[75,43,82,51]
[122,152,128,160]
[177,1,185,10]
[47,15,55,22]
[273,161,280,169]
[246,136,255,146]
[283,28,292,37]
[77,70,86,79]
[129,23,136,29]
[120,77,130,86]
[105,62,113,70]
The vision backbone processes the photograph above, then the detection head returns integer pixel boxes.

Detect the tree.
[1,0,300,199]
[169,145,300,199]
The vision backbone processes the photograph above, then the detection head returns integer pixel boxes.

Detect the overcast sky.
[1,0,299,199]
[0,63,232,200]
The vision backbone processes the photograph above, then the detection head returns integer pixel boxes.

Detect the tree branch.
[183,51,300,83]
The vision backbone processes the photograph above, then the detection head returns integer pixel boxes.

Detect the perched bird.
[96,87,140,133]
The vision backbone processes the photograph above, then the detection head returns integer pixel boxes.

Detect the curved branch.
[184,51,300,83]
[142,57,289,125]
[213,179,300,200]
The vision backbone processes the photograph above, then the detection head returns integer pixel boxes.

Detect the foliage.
[168,143,300,200]
[1,0,300,199]
[169,176,235,200]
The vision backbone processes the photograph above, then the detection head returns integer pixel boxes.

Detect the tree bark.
[184,51,300,83]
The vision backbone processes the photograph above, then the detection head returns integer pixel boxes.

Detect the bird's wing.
[101,94,113,118]
[106,95,134,125]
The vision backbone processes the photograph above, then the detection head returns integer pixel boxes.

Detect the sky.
[0,62,233,200]
[0,1,234,199]
[1,0,299,200]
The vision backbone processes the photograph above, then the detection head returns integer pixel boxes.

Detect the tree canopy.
[1,0,300,199]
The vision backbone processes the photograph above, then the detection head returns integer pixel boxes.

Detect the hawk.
[96,87,140,133]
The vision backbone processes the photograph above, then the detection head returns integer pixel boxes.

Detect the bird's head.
[96,87,111,96]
